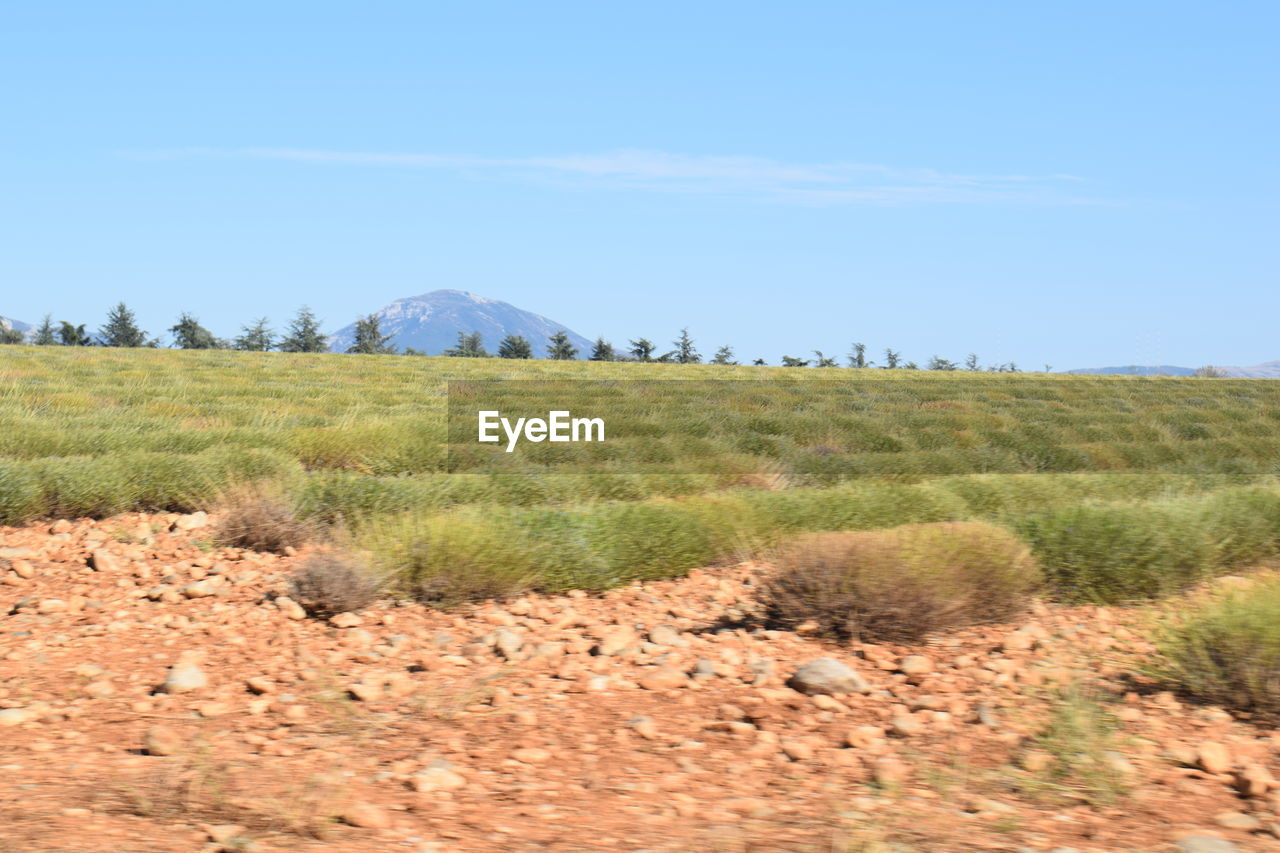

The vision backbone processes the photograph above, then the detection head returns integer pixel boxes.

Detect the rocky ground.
[1,512,1279,853]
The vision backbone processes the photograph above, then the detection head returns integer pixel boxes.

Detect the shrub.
[1151,576,1280,719]
[1015,503,1214,603]
[1196,487,1280,567]
[213,486,313,553]
[0,462,42,524]
[761,521,1040,642]
[289,550,380,617]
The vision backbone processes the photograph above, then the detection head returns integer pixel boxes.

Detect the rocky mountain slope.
[327,290,593,357]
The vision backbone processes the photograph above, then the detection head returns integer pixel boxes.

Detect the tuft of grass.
[1019,682,1130,805]
[289,550,380,617]
[212,484,313,554]
[1149,575,1280,720]
[761,521,1040,642]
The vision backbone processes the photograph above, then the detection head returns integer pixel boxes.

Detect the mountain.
[328,290,594,357]
[0,316,30,337]
[1066,362,1280,378]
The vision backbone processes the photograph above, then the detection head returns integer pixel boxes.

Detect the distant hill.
[0,315,30,334]
[1066,362,1280,378]
[328,290,593,357]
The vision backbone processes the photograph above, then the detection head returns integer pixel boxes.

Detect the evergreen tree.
[882,348,901,369]
[902,360,919,370]
[710,345,737,365]
[497,334,533,359]
[234,318,275,351]
[628,338,656,362]
[279,306,328,353]
[673,328,701,364]
[781,355,810,367]
[965,353,980,371]
[588,337,615,361]
[813,350,838,367]
[31,315,57,345]
[346,314,396,354]
[0,326,22,345]
[169,313,222,349]
[443,331,489,357]
[58,322,92,346]
[98,301,148,347]
[847,342,868,368]
[751,358,767,366]
[927,355,958,371]
[546,331,578,360]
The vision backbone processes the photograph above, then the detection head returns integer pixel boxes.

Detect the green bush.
[1015,503,1213,603]
[762,521,1041,642]
[1196,487,1280,567]
[1152,576,1280,719]
[0,462,42,523]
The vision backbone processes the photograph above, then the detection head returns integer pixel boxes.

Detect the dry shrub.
[762,521,1041,643]
[212,485,313,554]
[289,550,380,617]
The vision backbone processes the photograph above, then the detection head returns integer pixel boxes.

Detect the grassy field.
[2,345,1279,604]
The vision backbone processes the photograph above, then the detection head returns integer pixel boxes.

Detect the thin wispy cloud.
[131,147,1100,206]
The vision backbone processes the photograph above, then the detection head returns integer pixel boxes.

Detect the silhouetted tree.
[588,337,615,361]
[58,322,92,347]
[673,328,700,364]
[965,353,980,371]
[847,342,868,368]
[882,348,901,369]
[235,318,275,351]
[1194,365,1227,378]
[628,338,656,362]
[0,326,22,345]
[169,313,224,349]
[443,331,488,357]
[752,358,767,366]
[927,356,958,371]
[31,315,57,345]
[98,302,149,347]
[279,307,328,353]
[497,334,533,359]
[546,331,578,360]
[346,314,396,354]
[711,345,737,365]
[781,355,810,367]
[902,360,920,370]
[813,350,838,367]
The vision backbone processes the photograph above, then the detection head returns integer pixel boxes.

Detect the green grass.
[3,345,1280,604]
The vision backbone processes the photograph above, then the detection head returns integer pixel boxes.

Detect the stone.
[1174,836,1239,853]
[342,803,390,829]
[245,677,274,695]
[1234,763,1277,798]
[629,715,659,739]
[37,598,67,614]
[648,625,687,647]
[512,747,551,764]
[1196,742,1232,775]
[898,655,933,676]
[0,707,35,727]
[181,580,216,598]
[330,612,363,628]
[781,740,814,761]
[493,628,524,660]
[275,596,307,620]
[172,511,210,531]
[594,628,638,657]
[890,715,922,737]
[410,766,466,792]
[638,667,688,691]
[145,725,182,756]
[787,658,869,696]
[89,550,123,573]
[161,661,208,694]
[1213,812,1261,831]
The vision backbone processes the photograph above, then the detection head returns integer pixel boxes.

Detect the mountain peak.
[328,291,592,356]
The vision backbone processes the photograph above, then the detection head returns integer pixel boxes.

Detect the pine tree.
[847,342,868,368]
[546,331,578,360]
[346,314,396,354]
[588,337,615,361]
[58,322,92,346]
[628,338,656,362]
[497,334,533,359]
[169,313,222,349]
[813,350,838,367]
[234,318,275,352]
[882,348,901,369]
[965,353,980,371]
[781,355,810,367]
[0,325,22,344]
[710,345,737,365]
[98,302,148,347]
[279,307,328,353]
[927,356,958,371]
[673,328,700,364]
[443,331,488,357]
[31,315,57,345]
[751,358,767,366]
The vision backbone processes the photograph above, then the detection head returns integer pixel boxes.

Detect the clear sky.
[2,2,1276,369]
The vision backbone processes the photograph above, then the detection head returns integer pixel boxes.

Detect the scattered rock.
[160,658,208,694]
[342,803,390,829]
[144,725,182,756]
[1196,742,1232,775]
[787,658,869,696]
[1174,835,1239,853]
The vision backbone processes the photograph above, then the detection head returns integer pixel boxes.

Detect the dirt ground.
[2,511,1277,852]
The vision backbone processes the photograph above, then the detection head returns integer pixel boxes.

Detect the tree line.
[1,302,1039,370]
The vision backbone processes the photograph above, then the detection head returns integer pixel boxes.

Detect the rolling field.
[2,345,1279,604]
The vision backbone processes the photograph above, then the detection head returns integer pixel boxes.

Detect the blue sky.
[2,2,1276,368]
